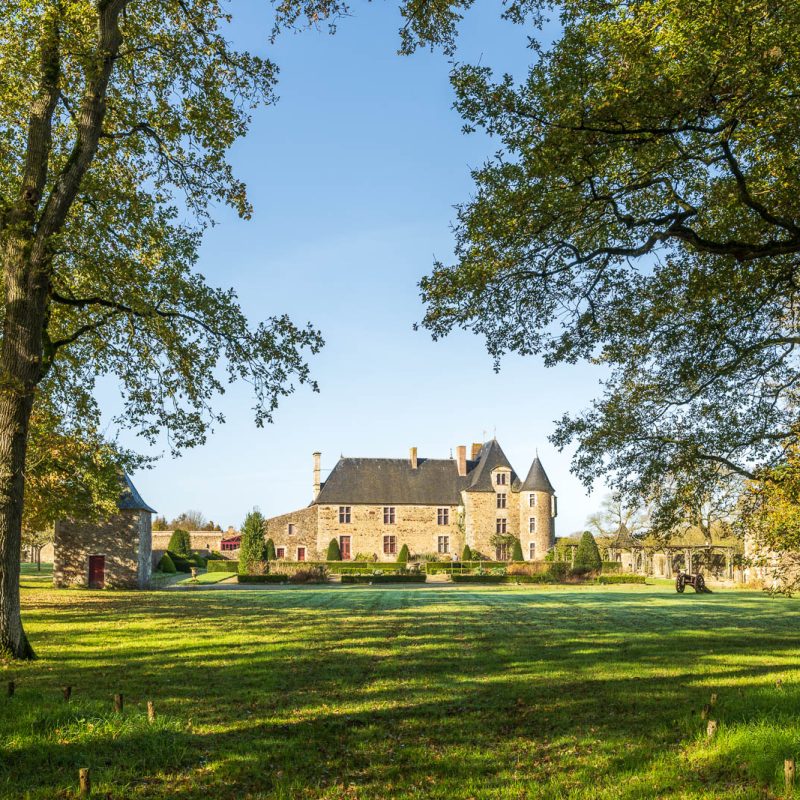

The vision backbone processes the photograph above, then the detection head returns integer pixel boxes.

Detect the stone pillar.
[456,446,467,477]
[409,447,418,469]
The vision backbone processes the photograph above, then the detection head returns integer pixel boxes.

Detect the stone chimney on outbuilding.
[456,445,467,477]
[471,442,482,461]
[313,452,321,500]
[410,447,418,469]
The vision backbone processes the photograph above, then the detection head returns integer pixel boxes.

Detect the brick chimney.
[313,452,321,500]
[471,442,482,461]
[409,447,418,469]
[456,445,467,477]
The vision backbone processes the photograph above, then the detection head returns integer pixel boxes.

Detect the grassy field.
[3,568,799,799]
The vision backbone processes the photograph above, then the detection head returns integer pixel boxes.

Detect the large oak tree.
[421,0,800,532]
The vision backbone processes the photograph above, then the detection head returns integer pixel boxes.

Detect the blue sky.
[105,0,610,536]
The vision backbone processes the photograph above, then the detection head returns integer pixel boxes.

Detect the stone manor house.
[264,440,557,561]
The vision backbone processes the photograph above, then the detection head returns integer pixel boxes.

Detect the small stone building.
[264,439,557,562]
[53,475,155,589]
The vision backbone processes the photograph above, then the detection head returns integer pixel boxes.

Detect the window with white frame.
[383,506,396,524]
[338,506,351,524]
[497,492,507,509]
[496,517,507,534]
[529,517,536,533]
[383,535,397,555]
[437,535,450,554]
[437,507,449,525]
[496,471,508,486]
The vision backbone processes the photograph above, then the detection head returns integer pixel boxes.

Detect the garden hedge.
[601,561,623,573]
[237,574,289,583]
[206,560,239,573]
[341,574,427,584]
[596,574,647,584]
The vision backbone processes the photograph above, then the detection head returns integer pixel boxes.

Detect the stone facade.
[54,510,152,589]
[53,475,155,589]
[264,440,557,562]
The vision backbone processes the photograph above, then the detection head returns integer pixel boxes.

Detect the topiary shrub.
[158,553,176,573]
[167,529,191,557]
[462,544,472,561]
[511,538,524,561]
[573,531,602,574]
[239,509,266,574]
[326,538,341,561]
[397,544,410,564]
[264,538,277,562]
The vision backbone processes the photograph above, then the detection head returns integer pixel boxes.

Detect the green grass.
[176,571,236,586]
[3,581,799,799]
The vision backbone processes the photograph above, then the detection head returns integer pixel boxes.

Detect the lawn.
[2,578,799,799]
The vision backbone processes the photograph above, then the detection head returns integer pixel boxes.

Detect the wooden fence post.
[114,693,123,713]
[706,720,718,739]
[786,758,796,790]
[79,767,91,797]
[147,701,155,723]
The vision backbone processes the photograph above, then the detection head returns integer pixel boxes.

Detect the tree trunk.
[0,236,48,660]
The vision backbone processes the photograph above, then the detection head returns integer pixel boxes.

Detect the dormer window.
[496,472,508,486]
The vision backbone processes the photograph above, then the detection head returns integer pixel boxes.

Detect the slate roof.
[314,440,552,505]
[466,440,520,492]
[118,474,156,514]
[521,457,555,493]
[315,458,471,505]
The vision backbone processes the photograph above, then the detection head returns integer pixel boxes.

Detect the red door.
[88,555,105,589]
[339,536,351,560]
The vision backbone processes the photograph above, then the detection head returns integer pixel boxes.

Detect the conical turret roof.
[521,456,555,494]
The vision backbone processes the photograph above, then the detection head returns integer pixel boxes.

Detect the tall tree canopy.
[421,1,800,520]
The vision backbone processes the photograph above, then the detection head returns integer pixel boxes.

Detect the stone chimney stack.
[313,452,321,500]
[471,442,482,461]
[410,447,418,469]
[456,445,467,477]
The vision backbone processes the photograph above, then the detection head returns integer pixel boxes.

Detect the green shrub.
[511,538,524,562]
[158,553,176,573]
[545,561,570,581]
[166,550,192,573]
[601,561,623,574]
[397,544,410,563]
[206,560,239,573]
[237,574,288,584]
[167,529,191,557]
[289,566,328,584]
[462,544,472,561]
[451,574,506,584]
[239,509,266,574]
[341,574,426,584]
[573,531,602,573]
[326,539,341,561]
[264,538,277,562]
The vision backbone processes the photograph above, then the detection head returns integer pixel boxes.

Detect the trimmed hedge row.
[596,574,647,584]
[601,561,623,573]
[237,574,288,584]
[206,560,239,573]
[451,575,507,584]
[341,574,427,584]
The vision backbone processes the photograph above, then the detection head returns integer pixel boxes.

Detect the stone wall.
[265,505,321,560]
[54,510,151,589]
[316,503,463,561]
[517,489,555,561]
[151,530,231,553]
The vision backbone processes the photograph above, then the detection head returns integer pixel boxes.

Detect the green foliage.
[601,562,623,574]
[326,538,341,561]
[573,533,602,573]
[239,510,266,574]
[511,538,524,562]
[341,574,427,584]
[264,538,277,562]
[165,551,193,573]
[462,544,472,561]
[158,553,176,574]
[546,562,570,582]
[419,0,800,524]
[288,566,329,584]
[206,560,239,573]
[596,575,647,585]
[167,529,191,558]
[237,574,288,584]
[397,544,410,564]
